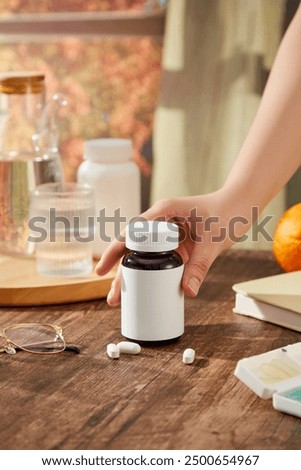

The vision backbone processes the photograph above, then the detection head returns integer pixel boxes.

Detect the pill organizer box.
[234,342,301,418]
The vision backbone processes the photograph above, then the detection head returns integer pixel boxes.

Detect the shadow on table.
[183,322,301,362]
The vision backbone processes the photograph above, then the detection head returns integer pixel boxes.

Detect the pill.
[106,343,120,359]
[183,348,195,364]
[117,341,141,355]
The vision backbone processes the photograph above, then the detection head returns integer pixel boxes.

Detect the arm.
[96,6,301,306]
[222,5,301,217]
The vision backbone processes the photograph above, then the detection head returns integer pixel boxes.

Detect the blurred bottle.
[77,139,141,258]
[0,72,65,256]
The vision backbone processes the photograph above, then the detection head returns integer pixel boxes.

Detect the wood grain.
[0,255,114,306]
[0,250,300,450]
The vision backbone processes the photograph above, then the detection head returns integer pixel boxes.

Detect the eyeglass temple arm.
[18,341,81,354]
[0,341,81,354]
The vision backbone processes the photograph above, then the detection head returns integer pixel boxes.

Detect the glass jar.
[0,72,63,256]
[0,72,45,155]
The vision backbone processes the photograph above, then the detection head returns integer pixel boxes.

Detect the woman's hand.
[95,189,243,306]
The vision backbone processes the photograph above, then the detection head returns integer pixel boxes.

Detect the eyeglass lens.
[4,324,65,353]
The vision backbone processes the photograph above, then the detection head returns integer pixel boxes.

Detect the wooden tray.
[0,255,115,306]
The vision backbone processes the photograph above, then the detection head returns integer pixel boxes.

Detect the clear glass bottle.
[0,72,45,155]
[0,72,64,256]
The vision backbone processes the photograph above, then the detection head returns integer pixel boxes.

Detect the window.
[0,0,165,181]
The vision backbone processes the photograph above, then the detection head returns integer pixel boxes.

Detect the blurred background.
[0,0,300,248]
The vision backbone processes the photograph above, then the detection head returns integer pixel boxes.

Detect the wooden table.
[1,250,300,450]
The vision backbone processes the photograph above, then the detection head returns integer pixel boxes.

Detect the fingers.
[95,231,126,275]
[140,199,174,220]
[95,198,180,276]
[182,256,211,297]
[95,197,192,306]
[176,244,189,264]
[107,262,122,306]
[181,241,219,297]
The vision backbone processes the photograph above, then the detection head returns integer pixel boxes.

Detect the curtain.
[151,0,286,249]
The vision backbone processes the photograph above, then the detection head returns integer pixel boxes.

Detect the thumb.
[182,245,216,297]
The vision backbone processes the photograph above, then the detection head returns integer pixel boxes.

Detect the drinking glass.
[30,182,94,277]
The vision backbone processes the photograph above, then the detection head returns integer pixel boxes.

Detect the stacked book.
[233,271,301,332]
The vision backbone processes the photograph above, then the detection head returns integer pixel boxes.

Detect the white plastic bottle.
[121,221,185,342]
[77,139,140,258]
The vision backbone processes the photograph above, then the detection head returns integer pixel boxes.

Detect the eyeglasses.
[0,323,80,355]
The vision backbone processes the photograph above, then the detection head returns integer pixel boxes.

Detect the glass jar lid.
[0,71,45,94]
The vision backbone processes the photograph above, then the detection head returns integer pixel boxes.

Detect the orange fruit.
[273,203,301,272]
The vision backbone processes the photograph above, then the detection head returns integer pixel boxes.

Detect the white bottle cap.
[84,138,132,164]
[125,220,179,252]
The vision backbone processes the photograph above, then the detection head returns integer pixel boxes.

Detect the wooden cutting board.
[0,254,115,306]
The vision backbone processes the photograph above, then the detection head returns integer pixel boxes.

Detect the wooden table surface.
[1,249,300,450]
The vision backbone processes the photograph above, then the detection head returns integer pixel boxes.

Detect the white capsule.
[117,341,141,355]
[106,343,120,359]
[183,348,195,364]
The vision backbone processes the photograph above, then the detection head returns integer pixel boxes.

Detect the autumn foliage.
[1,0,147,14]
[0,0,162,180]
